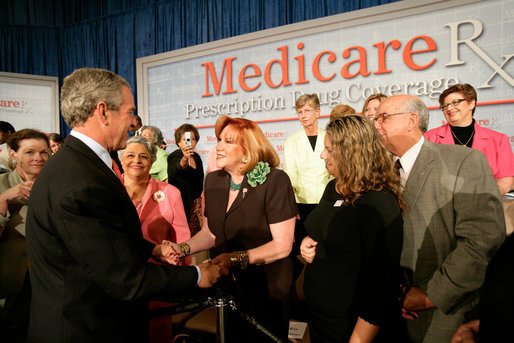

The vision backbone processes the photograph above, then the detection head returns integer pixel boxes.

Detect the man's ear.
[95,102,109,125]
[408,112,419,132]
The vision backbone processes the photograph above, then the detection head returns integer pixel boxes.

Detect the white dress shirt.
[394,136,424,187]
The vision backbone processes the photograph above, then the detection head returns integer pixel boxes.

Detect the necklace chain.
[451,128,475,146]
[229,176,242,191]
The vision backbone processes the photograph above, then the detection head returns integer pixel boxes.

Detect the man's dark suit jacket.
[479,234,514,341]
[26,135,198,342]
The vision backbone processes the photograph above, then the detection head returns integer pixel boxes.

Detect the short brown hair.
[175,124,200,146]
[295,94,320,112]
[7,129,49,152]
[439,84,477,115]
[214,115,279,174]
[61,68,131,128]
[330,104,356,121]
[48,133,64,144]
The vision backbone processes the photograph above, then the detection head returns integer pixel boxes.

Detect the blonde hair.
[361,93,387,116]
[214,115,279,174]
[326,115,404,210]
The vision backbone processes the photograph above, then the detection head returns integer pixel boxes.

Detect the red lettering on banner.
[0,100,20,108]
[264,45,292,88]
[239,64,262,92]
[373,40,401,74]
[312,51,336,82]
[341,46,371,79]
[294,42,309,84]
[403,35,438,70]
[201,57,237,97]
[200,34,441,96]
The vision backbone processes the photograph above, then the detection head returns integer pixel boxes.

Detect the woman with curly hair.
[301,115,404,342]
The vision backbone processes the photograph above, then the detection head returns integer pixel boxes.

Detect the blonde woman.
[362,93,388,121]
[170,115,297,342]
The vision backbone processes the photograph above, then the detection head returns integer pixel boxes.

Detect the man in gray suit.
[374,94,505,342]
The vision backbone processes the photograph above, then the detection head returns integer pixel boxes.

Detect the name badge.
[334,200,343,207]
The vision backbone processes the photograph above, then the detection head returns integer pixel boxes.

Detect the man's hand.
[197,261,228,288]
[401,286,436,320]
[152,240,181,265]
[451,320,479,343]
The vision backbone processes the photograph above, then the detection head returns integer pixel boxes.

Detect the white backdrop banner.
[137,0,513,168]
[0,72,59,134]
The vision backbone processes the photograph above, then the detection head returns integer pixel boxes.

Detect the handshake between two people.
[153,240,247,288]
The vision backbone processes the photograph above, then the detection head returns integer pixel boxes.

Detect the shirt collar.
[70,130,113,171]
[395,136,424,186]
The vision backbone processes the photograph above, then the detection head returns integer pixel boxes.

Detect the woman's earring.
[242,157,247,163]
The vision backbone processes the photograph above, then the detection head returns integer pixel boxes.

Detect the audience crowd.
[0,68,512,343]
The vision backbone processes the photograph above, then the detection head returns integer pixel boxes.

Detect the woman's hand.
[2,180,33,201]
[211,253,234,270]
[300,236,318,263]
[179,145,197,169]
[181,144,194,158]
[0,181,34,216]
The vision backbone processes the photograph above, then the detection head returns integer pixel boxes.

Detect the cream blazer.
[284,128,332,204]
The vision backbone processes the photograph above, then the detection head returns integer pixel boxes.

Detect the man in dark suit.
[451,234,514,343]
[26,68,226,342]
[374,95,505,342]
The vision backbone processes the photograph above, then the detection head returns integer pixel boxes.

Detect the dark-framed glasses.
[440,98,466,111]
[373,112,409,124]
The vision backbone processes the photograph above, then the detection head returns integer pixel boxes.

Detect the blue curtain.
[0,0,398,135]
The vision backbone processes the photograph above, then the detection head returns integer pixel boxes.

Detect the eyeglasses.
[373,112,409,124]
[440,98,466,111]
[297,109,313,116]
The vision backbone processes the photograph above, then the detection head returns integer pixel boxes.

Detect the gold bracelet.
[179,242,191,257]
[229,250,249,269]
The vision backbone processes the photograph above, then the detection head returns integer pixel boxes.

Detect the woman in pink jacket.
[425,83,514,195]
[121,135,191,343]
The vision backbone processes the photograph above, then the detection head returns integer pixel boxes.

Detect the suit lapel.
[313,129,325,155]
[64,135,123,185]
[404,141,434,215]
[226,175,252,216]
[471,122,489,152]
